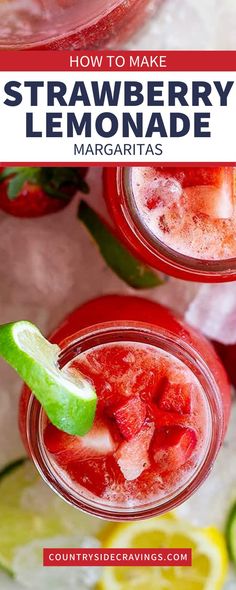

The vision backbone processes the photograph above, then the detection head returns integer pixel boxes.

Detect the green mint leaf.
[78,201,164,289]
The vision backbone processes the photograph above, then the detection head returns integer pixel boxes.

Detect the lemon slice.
[100,516,228,590]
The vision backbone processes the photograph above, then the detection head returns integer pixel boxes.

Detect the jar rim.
[26,320,224,521]
[114,167,236,280]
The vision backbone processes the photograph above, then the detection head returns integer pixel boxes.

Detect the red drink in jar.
[19,296,231,520]
[104,167,236,282]
[0,0,160,50]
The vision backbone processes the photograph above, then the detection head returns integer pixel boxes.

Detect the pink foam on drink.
[131,167,236,261]
[0,0,154,48]
[43,342,210,507]
[0,0,113,42]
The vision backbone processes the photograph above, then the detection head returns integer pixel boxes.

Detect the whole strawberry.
[0,167,89,218]
[213,340,236,389]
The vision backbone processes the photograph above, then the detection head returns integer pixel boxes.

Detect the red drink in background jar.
[19,296,231,520]
[104,167,236,282]
[0,0,161,50]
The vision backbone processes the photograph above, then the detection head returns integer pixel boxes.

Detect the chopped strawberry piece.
[186,185,233,219]
[44,418,118,465]
[114,422,155,481]
[182,166,233,189]
[158,380,192,415]
[148,404,188,427]
[149,167,234,219]
[67,456,123,497]
[155,166,230,189]
[74,345,163,412]
[146,194,162,210]
[134,368,162,401]
[152,426,197,470]
[67,458,108,496]
[44,423,69,454]
[184,168,233,220]
[113,395,146,440]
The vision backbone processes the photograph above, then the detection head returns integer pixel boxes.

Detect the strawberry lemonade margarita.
[0,0,160,50]
[19,296,231,520]
[104,166,236,282]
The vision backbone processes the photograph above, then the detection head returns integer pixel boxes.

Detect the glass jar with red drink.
[0,0,161,50]
[104,167,236,283]
[19,295,231,521]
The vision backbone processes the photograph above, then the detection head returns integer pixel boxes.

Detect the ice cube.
[115,422,155,480]
[185,283,236,344]
[13,535,102,590]
[132,168,182,212]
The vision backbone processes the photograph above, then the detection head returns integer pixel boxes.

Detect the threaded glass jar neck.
[121,167,236,280]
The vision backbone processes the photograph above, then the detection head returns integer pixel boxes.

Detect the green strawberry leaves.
[0,168,39,199]
[0,167,89,201]
[78,200,164,289]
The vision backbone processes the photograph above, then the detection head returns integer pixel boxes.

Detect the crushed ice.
[13,535,102,590]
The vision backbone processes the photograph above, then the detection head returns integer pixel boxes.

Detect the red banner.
[0,50,235,72]
[43,548,192,567]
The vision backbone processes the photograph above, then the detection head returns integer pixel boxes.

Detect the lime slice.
[226,501,236,563]
[78,201,163,289]
[0,460,105,575]
[0,321,97,436]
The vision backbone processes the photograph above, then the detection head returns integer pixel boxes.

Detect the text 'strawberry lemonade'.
[104,166,236,282]
[20,296,231,520]
[0,0,160,50]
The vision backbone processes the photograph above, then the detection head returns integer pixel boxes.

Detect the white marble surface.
[1,0,236,587]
